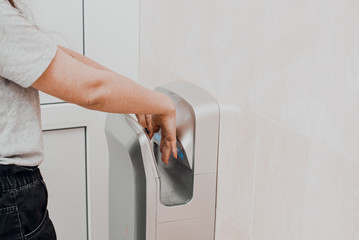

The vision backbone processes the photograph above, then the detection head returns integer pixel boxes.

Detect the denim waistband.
[0,164,42,192]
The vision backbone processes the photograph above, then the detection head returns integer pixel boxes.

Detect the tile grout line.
[217,209,250,236]
[232,101,359,163]
[249,116,260,240]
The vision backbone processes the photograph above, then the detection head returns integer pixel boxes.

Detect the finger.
[161,144,171,165]
[171,139,178,159]
[151,114,161,133]
[153,124,160,133]
[136,114,147,129]
[145,114,154,138]
[159,138,164,154]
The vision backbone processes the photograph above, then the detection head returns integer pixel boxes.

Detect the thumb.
[172,139,178,159]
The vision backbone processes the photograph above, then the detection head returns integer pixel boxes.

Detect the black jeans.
[0,165,57,240]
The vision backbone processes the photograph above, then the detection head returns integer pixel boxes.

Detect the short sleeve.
[0,0,57,88]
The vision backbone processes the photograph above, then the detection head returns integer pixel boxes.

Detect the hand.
[152,109,178,165]
[135,104,178,165]
[135,114,159,139]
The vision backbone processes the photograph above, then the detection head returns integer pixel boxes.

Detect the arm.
[58,45,112,72]
[32,47,177,163]
[58,46,158,139]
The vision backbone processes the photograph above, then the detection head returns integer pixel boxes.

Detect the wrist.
[160,95,175,116]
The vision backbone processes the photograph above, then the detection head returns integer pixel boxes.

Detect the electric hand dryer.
[106,81,220,240]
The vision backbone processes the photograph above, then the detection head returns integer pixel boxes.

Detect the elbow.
[81,77,108,110]
[84,95,105,110]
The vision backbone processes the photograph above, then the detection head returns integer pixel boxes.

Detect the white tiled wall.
[216,104,257,235]
[139,0,359,239]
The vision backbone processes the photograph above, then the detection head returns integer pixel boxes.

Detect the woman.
[0,0,177,239]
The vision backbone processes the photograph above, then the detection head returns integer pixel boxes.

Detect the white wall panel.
[29,0,83,52]
[84,0,139,81]
[41,128,87,240]
[41,103,109,240]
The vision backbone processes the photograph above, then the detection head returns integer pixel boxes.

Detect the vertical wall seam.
[250,116,260,239]
[138,0,141,82]
[84,127,90,240]
[82,0,86,55]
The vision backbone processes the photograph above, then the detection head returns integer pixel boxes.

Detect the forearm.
[33,48,174,115]
[85,71,175,115]
[56,46,170,114]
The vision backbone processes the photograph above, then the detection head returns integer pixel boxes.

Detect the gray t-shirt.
[0,0,57,166]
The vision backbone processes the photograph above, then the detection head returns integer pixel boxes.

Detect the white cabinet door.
[41,128,88,240]
[41,103,109,240]
[28,0,84,104]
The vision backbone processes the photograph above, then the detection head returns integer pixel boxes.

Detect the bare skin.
[32,46,177,164]
[58,46,159,138]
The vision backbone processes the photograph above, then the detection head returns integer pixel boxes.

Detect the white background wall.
[85,0,139,81]
[139,0,359,239]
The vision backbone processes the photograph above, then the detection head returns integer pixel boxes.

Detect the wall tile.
[140,60,175,89]
[312,95,359,161]
[140,0,171,68]
[252,117,309,240]
[246,0,359,160]
[301,141,359,240]
[140,0,220,92]
[215,210,251,240]
[140,60,220,100]
[218,0,359,161]
[216,103,258,234]
[307,0,359,160]
[165,0,219,92]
